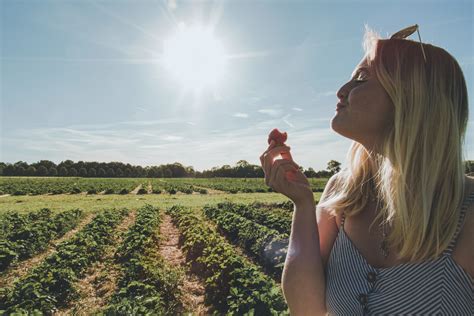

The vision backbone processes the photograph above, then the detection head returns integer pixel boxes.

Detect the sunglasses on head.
[390,24,427,63]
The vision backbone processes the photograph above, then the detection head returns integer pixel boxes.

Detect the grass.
[0,192,323,214]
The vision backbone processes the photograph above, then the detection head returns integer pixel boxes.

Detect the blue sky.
[1,0,473,172]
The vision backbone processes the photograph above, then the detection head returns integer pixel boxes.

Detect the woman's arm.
[281,199,327,316]
[282,174,339,315]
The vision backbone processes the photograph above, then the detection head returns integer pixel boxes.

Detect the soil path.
[158,214,210,315]
[130,184,142,194]
[54,210,137,316]
[0,212,96,288]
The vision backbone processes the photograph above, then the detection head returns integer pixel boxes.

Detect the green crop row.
[102,204,183,315]
[0,177,142,196]
[216,201,292,235]
[0,208,84,271]
[149,179,207,195]
[0,209,129,314]
[203,205,288,281]
[167,205,289,315]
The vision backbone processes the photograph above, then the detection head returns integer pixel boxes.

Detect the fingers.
[260,140,276,166]
[262,145,292,177]
[270,161,296,192]
[269,159,299,187]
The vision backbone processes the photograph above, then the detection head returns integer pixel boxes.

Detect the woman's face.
[332,57,394,153]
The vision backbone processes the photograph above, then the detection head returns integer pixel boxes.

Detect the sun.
[162,23,227,92]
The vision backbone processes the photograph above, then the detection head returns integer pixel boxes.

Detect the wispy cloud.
[233,112,249,118]
[162,135,184,141]
[283,114,294,128]
[292,107,303,111]
[258,108,283,117]
[4,116,352,171]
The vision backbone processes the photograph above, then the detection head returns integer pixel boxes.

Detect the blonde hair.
[318,24,469,262]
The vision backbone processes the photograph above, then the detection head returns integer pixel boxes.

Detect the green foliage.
[204,204,288,279]
[102,205,183,315]
[136,188,147,195]
[1,209,128,314]
[166,205,289,315]
[0,208,83,271]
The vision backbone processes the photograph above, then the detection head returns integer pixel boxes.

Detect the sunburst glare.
[162,22,227,93]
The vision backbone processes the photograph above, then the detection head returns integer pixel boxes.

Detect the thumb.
[281,150,293,161]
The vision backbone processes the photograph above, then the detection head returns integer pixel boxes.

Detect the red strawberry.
[268,128,288,145]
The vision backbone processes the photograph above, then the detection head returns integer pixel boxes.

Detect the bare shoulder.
[452,176,474,279]
[316,173,342,269]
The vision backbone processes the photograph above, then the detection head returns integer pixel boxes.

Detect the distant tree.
[163,169,172,178]
[88,168,97,177]
[33,160,56,172]
[115,168,124,178]
[15,166,26,176]
[37,166,49,176]
[327,160,341,175]
[156,169,164,178]
[0,162,6,175]
[58,167,68,176]
[304,167,317,178]
[3,165,15,176]
[97,168,106,177]
[26,166,36,176]
[106,168,115,177]
[78,167,88,177]
[49,167,58,177]
[14,161,29,174]
[465,160,474,174]
[68,167,78,177]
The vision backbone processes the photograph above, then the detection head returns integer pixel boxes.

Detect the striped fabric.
[325,191,474,315]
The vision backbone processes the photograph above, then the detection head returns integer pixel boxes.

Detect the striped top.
[325,191,474,315]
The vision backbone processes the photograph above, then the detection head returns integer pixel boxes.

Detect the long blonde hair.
[318,24,469,262]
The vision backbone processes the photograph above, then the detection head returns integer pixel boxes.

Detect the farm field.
[0,177,326,315]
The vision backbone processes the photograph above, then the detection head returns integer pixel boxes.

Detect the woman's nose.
[337,82,349,102]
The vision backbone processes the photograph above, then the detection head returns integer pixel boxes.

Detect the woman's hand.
[259,139,314,206]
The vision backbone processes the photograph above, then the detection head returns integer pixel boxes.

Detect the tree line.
[0,159,344,178]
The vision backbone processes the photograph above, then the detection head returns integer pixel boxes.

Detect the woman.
[259,24,473,315]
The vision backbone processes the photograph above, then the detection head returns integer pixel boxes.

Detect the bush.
[104,188,114,195]
[87,189,97,195]
[152,189,162,194]
[70,187,81,194]
[168,188,177,195]
[199,189,208,194]
[137,188,147,195]
[119,188,129,195]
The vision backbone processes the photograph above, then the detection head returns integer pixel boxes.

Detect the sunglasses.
[390,24,427,63]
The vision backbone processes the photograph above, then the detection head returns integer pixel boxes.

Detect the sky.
[1,0,473,172]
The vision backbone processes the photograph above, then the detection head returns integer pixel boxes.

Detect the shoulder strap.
[443,191,474,256]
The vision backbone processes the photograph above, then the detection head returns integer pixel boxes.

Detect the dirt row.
[0,212,96,288]
[55,210,138,315]
[1,205,278,314]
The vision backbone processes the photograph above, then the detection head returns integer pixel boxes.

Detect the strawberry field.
[0,177,327,315]
[0,177,327,196]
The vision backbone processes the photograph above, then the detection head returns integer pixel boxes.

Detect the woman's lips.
[336,103,347,110]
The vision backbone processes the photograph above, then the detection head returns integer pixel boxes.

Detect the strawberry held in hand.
[268,128,288,145]
[267,128,297,182]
